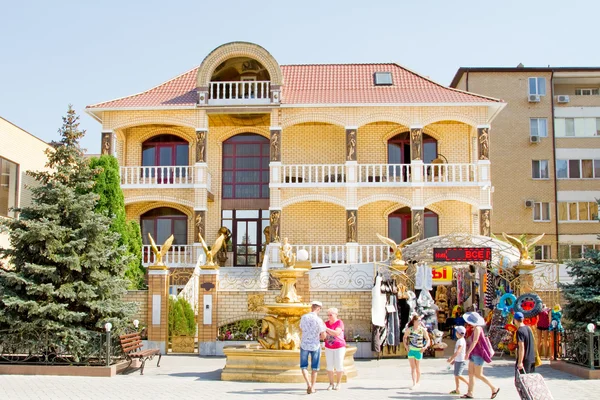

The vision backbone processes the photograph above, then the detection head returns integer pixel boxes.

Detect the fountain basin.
[263,303,312,318]
[221,345,357,383]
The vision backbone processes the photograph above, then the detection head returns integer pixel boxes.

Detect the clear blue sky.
[1,0,598,154]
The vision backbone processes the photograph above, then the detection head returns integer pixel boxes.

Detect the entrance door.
[222,210,270,267]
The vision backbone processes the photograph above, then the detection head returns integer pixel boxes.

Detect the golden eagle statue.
[147,233,174,266]
[198,232,227,269]
[502,232,545,267]
[376,233,420,267]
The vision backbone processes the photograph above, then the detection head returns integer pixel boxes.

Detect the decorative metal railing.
[0,329,124,366]
[218,267,268,291]
[142,245,197,267]
[309,264,374,291]
[562,329,600,369]
[281,164,346,184]
[209,81,271,105]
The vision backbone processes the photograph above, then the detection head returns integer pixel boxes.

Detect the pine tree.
[89,155,145,289]
[0,107,135,344]
[560,249,600,329]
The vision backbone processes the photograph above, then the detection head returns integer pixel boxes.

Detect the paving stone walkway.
[0,355,597,399]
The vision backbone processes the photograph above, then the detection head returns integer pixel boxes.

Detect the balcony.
[208,81,271,106]
[120,166,212,191]
[142,244,198,267]
[273,163,480,188]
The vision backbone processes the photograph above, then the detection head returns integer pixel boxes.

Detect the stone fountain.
[221,242,357,383]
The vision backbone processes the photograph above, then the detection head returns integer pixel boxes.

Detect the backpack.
[476,329,495,363]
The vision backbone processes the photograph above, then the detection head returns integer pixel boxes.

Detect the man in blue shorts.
[300,300,327,394]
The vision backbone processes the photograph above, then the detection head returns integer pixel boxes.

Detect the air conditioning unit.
[525,199,535,208]
[557,95,570,103]
[530,135,541,143]
[528,94,541,102]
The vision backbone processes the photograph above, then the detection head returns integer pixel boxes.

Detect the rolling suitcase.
[515,369,554,400]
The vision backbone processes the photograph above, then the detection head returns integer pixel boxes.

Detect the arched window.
[388,132,438,163]
[388,207,439,243]
[222,134,269,199]
[142,134,189,167]
[141,207,187,246]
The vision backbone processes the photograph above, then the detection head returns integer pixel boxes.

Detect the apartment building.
[451,67,600,261]
[86,42,505,271]
[0,117,51,251]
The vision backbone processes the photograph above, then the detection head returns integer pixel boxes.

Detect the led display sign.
[432,247,492,262]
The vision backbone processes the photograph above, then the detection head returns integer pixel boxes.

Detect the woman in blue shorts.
[403,314,430,390]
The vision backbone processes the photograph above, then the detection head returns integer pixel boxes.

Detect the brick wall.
[124,290,148,327]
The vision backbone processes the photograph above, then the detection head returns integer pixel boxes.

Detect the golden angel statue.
[376,233,420,267]
[279,237,296,268]
[502,232,545,267]
[198,231,228,269]
[147,233,174,266]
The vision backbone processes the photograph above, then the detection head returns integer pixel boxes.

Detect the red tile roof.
[87,63,500,110]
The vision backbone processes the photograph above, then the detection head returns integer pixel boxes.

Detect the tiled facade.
[451,67,600,261]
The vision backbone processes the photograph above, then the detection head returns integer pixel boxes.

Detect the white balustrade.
[281,164,345,185]
[292,245,347,264]
[142,245,196,267]
[120,166,194,186]
[422,163,478,184]
[209,81,271,105]
[358,164,411,184]
[358,245,390,263]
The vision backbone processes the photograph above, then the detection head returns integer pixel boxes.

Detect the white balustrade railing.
[281,164,345,184]
[292,244,347,264]
[142,245,197,266]
[358,245,390,263]
[121,166,194,186]
[422,163,477,183]
[358,164,411,184]
[209,81,270,104]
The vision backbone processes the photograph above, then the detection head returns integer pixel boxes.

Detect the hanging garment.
[371,324,388,352]
[386,294,401,348]
[415,264,433,290]
[372,275,387,327]
[398,298,411,342]
[457,271,464,304]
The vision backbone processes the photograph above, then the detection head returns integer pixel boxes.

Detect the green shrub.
[169,297,196,337]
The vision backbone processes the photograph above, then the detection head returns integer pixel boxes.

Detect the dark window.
[222,134,269,199]
[388,132,438,164]
[0,157,19,218]
[388,207,438,243]
[142,134,189,166]
[222,209,270,266]
[141,207,187,245]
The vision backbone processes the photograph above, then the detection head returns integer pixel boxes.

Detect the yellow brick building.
[451,67,600,261]
[0,117,51,252]
[86,42,505,273]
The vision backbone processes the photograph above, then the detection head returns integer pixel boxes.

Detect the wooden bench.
[119,332,161,375]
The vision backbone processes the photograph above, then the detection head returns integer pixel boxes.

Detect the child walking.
[447,325,469,395]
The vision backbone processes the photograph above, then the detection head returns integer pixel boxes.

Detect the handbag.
[476,330,495,363]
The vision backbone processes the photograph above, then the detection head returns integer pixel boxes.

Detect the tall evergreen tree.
[0,107,135,342]
[89,155,145,289]
[560,249,600,329]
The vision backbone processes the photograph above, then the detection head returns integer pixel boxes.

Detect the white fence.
[358,164,411,184]
[142,245,197,267]
[292,244,348,264]
[209,81,271,105]
[422,163,477,183]
[281,164,346,184]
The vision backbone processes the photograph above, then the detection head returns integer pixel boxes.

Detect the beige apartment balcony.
[120,165,212,191]
[272,162,481,188]
[208,80,272,106]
